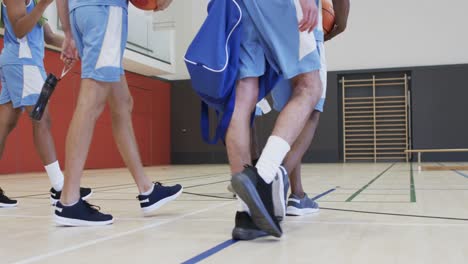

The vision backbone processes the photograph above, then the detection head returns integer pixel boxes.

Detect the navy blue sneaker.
[232,211,268,241]
[50,187,93,205]
[54,199,113,226]
[231,166,282,238]
[0,188,17,208]
[137,182,183,215]
[286,193,319,216]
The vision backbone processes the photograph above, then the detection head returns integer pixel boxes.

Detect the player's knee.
[31,111,52,130]
[293,76,322,101]
[111,96,134,119]
[125,96,134,113]
[77,99,107,122]
[4,118,18,133]
[236,80,259,113]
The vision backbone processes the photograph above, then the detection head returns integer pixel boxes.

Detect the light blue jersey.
[0,0,44,67]
[68,0,128,11]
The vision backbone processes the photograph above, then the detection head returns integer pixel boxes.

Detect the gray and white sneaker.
[286,193,319,216]
[231,165,282,237]
[272,166,289,221]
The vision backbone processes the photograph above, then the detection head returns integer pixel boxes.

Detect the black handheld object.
[30,73,59,121]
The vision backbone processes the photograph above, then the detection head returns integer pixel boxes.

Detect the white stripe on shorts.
[95,6,123,70]
[318,42,327,99]
[22,65,44,98]
[293,0,317,60]
[18,37,33,59]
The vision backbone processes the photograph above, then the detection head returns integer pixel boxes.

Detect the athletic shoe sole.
[272,167,287,220]
[0,202,18,208]
[231,173,282,238]
[54,215,114,227]
[142,187,183,215]
[232,227,269,241]
[286,206,320,216]
[227,184,237,197]
[50,190,93,206]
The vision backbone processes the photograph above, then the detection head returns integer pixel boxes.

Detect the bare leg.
[61,79,112,204]
[0,103,21,159]
[271,71,322,145]
[253,71,322,184]
[226,78,259,174]
[250,122,260,162]
[283,111,321,197]
[108,76,152,193]
[24,106,57,165]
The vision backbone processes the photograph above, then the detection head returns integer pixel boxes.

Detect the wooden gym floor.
[1,162,467,264]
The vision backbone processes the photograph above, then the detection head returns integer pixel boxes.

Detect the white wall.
[167,0,468,79]
[42,0,468,79]
[159,0,209,80]
[325,0,468,71]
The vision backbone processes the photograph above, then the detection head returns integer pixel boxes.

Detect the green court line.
[345,163,396,202]
[410,162,417,202]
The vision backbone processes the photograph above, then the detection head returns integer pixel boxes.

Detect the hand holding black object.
[30,64,74,121]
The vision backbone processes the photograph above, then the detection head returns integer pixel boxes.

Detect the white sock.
[45,161,64,191]
[255,136,290,184]
[141,183,155,195]
[238,198,250,214]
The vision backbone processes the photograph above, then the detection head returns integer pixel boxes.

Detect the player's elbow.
[12,28,27,39]
[44,33,53,45]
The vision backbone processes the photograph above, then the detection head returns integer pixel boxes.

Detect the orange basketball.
[322,0,335,36]
[130,0,158,10]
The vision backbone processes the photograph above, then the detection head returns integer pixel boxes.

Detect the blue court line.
[453,170,468,179]
[436,162,468,179]
[181,188,336,263]
[181,239,238,264]
[311,188,336,200]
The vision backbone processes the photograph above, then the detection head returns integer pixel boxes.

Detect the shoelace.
[82,200,101,214]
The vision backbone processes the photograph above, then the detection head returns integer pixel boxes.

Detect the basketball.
[322,0,335,36]
[130,0,158,10]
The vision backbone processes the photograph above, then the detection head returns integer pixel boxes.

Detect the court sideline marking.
[12,201,235,264]
[181,239,238,264]
[320,207,468,221]
[346,163,396,202]
[180,188,337,264]
[410,162,416,202]
[10,171,229,199]
[436,162,468,179]
[452,170,468,179]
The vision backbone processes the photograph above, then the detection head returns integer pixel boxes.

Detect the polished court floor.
[1,163,467,264]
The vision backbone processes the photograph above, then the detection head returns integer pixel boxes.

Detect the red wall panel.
[0,44,171,174]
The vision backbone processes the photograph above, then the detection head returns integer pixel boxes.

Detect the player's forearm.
[7,1,49,39]
[331,0,350,30]
[44,24,64,48]
[56,0,72,37]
